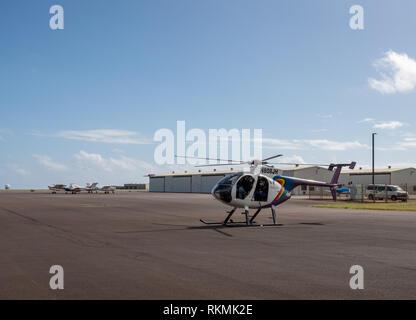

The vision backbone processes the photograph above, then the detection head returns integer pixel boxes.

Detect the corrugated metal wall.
[200,175,225,193]
[341,173,391,185]
[149,177,165,192]
[172,176,191,193]
[149,174,226,193]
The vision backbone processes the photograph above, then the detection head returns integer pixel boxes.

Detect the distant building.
[122,183,147,190]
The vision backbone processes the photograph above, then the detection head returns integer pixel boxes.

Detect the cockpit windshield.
[217,172,244,186]
[212,173,243,204]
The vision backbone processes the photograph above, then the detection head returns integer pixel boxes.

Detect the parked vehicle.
[366,184,408,202]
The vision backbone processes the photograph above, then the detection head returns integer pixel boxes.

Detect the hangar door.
[348,173,391,185]
[200,175,225,193]
[171,176,191,193]
[149,177,165,192]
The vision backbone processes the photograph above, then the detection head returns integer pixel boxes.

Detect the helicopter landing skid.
[199,218,248,225]
[200,206,279,227]
[199,219,281,227]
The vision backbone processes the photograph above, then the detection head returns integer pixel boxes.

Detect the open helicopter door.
[252,176,269,202]
[236,175,255,200]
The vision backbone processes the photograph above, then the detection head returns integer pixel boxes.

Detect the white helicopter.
[178,155,356,226]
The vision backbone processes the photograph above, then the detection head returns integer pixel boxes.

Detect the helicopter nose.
[211,185,220,199]
[211,184,232,203]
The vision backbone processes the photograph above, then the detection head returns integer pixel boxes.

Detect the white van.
[366,184,408,202]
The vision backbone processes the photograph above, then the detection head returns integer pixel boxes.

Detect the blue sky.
[1,0,416,188]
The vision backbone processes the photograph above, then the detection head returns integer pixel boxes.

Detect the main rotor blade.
[268,162,330,166]
[194,163,246,168]
[262,154,283,162]
[175,155,245,164]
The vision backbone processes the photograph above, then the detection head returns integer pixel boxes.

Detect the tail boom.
[273,161,356,202]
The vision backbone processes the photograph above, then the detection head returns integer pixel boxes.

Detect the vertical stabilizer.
[328,162,356,201]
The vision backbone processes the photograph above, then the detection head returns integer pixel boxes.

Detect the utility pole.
[372,133,377,185]
[371,133,377,203]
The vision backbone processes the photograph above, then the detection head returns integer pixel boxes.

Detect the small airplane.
[48,184,67,194]
[65,183,84,194]
[49,183,105,194]
[85,182,99,193]
[177,155,356,226]
[100,185,116,194]
[62,183,100,194]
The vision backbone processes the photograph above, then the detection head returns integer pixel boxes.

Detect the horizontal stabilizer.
[329,162,356,186]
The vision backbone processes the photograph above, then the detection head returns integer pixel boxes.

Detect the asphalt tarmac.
[0,191,415,299]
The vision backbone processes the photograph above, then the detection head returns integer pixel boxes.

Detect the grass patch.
[312,202,416,212]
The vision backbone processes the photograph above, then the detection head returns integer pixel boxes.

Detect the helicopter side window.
[236,175,255,200]
[253,176,269,202]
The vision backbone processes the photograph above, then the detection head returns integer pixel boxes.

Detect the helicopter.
[177,155,356,226]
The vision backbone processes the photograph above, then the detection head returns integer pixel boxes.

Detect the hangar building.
[339,167,416,192]
[149,166,416,195]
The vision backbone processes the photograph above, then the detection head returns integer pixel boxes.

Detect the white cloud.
[8,164,29,176]
[75,150,155,173]
[55,129,150,145]
[75,151,110,171]
[262,138,368,151]
[262,138,303,150]
[15,168,29,176]
[396,137,416,149]
[373,121,404,130]
[358,118,375,123]
[358,118,405,130]
[376,137,416,151]
[109,156,153,171]
[369,50,416,94]
[33,154,68,171]
[301,139,367,151]
[278,155,306,164]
